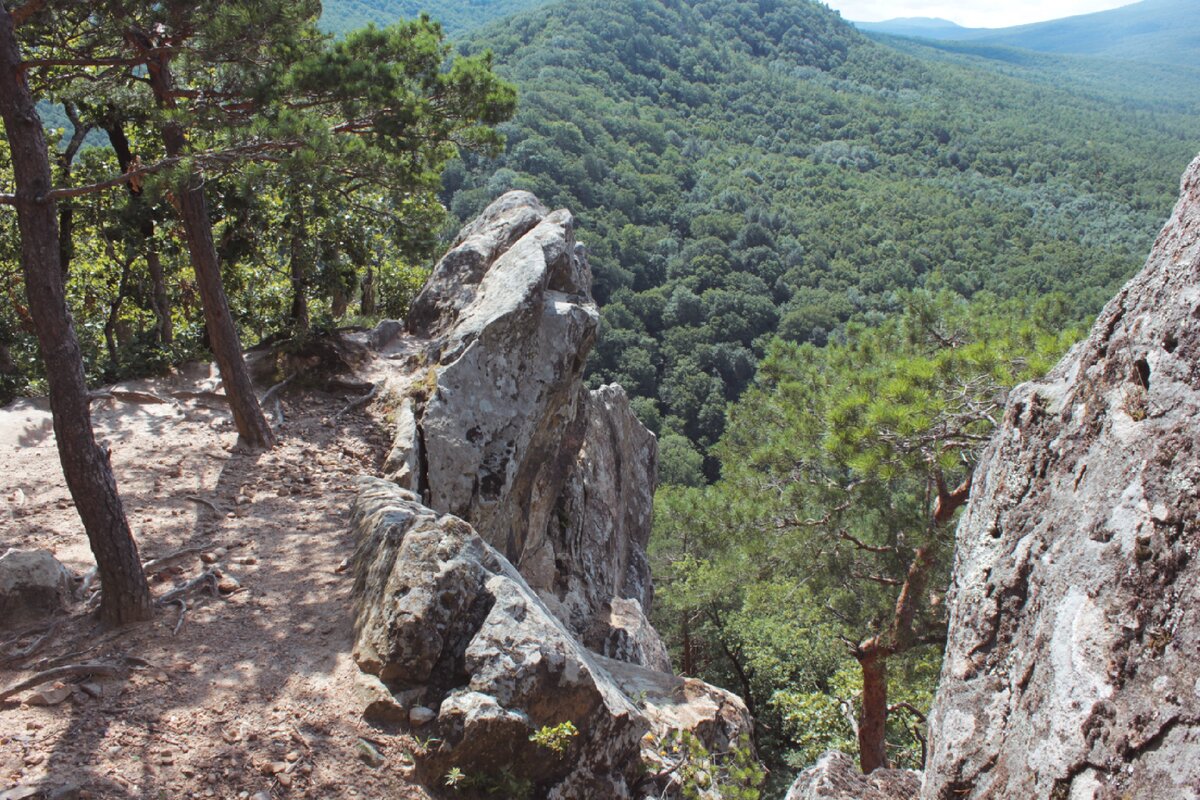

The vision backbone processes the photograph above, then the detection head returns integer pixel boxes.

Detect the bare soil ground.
[0,361,430,800]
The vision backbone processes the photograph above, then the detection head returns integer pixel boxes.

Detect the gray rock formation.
[0,549,73,627]
[395,191,661,662]
[351,478,752,798]
[787,752,919,800]
[921,154,1200,799]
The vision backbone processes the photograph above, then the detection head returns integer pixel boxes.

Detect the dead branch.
[838,530,897,554]
[333,383,378,421]
[851,571,904,587]
[185,495,226,516]
[0,662,126,703]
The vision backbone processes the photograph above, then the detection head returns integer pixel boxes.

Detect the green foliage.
[644,730,764,800]
[651,293,1083,782]
[529,720,578,756]
[321,0,550,36]
[2,1,513,395]
[440,0,1197,453]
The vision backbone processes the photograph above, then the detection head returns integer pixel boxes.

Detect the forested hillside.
[320,0,547,33]
[442,0,1199,477]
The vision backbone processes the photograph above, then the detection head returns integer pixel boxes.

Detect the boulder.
[0,549,72,627]
[786,752,919,800]
[351,478,752,799]
[921,154,1200,799]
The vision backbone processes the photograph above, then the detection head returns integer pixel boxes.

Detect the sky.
[822,0,1138,28]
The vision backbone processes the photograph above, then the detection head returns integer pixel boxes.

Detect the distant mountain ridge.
[854,0,1199,64]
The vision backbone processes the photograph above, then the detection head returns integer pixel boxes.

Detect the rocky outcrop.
[396,191,660,660]
[351,478,752,798]
[351,192,755,797]
[921,154,1200,799]
[787,752,919,800]
[0,549,73,627]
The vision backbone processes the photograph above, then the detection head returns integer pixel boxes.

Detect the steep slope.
[319,0,548,34]
[858,0,1200,64]
[922,154,1200,798]
[448,0,1200,460]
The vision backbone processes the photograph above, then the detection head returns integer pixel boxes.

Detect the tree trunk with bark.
[853,498,953,772]
[105,118,173,345]
[0,6,153,625]
[857,652,889,774]
[134,31,273,448]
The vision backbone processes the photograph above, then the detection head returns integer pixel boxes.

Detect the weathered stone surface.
[381,397,421,491]
[922,154,1200,800]
[351,478,752,798]
[391,192,664,666]
[544,385,659,639]
[787,752,919,800]
[0,549,72,627]
[584,598,671,674]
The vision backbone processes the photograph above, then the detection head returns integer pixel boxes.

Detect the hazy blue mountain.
[854,17,969,37]
[855,0,1199,64]
[320,0,549,34]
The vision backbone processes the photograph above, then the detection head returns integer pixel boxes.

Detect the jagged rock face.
[786,752,919,800]
[396,191,662,662]
[351,479,753,799]
[0,549,73,627]
[922,155,1200,800]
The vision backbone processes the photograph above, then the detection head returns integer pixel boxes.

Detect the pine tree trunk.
[857,651,889,773]
[289,227,310,334]
[104,118,174,346]
[360,265,376,317]
[146,245,173,345]
[138,37,273,448]
[172,165,274,448]
[0,8,152,626]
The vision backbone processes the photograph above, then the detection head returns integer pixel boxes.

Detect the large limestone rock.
[0,549,73,627]
[351,478,752,798]
[786,752,919,800]
[395,192,662,663]
[921,154,1200,799]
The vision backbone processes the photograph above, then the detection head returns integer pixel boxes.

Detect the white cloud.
[823,0,1138,28]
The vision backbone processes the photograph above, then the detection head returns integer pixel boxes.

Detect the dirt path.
[0,362,429,800]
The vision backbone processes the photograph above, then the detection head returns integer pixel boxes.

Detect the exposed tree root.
[0,661,127,703]
[333,383,378,422]
[0,622,57,668]
[185,495,225,516]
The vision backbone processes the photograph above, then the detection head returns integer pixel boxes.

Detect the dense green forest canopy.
[439,0,1198,474]
[320,0,547,34]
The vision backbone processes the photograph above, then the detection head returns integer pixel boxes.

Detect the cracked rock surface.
[397,191,660,661]
[921,154,1200,799]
